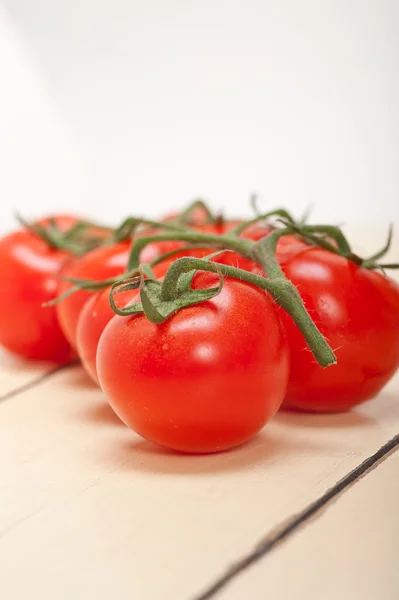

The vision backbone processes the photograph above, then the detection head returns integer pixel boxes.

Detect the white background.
[0,1,398,234]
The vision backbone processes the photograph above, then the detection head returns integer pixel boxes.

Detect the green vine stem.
[15,214,111,255]
[117,224,336,367]
[362,225,393,268]
[139,256,336,368]
[279,221,398,270]
[229,208,296,236]
[127,231,253,271]
[112,216,194,244]
[174,199,216,225]
[45,209,396,369]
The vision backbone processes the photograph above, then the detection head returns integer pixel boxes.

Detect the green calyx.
[16,214,110,255]
[111,268,224,324]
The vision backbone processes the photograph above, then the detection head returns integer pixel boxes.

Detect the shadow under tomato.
[0,348,77,375]
[109,428,330,476]
[61,364,125,426]
[63,364,98,389]
[82,400,124,426]
[274,406,377,429]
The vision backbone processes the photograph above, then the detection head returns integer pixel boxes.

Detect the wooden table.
[1,230,398,600]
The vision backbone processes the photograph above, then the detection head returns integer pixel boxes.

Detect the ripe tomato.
[279,247,399,412]
[97,273,289,453]
[76,247,217,384]
[137,236,186,264]
[0,218,76,362]
[76,287,134,384]
[56,242,130,349]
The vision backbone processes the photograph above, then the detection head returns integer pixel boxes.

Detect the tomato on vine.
[76,247,218,384]
[56,242,130,349]
[97,272,290,453]
[0,215,85,362]
[279,246,399,412]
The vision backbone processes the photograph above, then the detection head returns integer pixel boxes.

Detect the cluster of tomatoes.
[0,203,398,453]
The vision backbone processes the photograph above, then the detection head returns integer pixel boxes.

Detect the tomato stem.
[15,214,109,255]
[123,224,337,367]
[174,199,216,225]
[158,257,336,367]
[127,231,253,271]
[229,209,296,236]
[281,221,399,270]
[112,216,193,244]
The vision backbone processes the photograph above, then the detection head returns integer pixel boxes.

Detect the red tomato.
[279,247,399,412]
[76,247,217,384]
[240,222,272,241]
[56,242,130,349]
[138,237,186,264]
[76,287,134,384]
[97,273,289,453]
[0,220,75,362]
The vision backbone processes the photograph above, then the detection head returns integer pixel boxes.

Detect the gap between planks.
[0,359,78,404]
[192,433,399,600]
[1,361,398,600]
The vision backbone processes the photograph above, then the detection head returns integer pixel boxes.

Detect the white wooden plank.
[0,366,398,600]
[0,348,61,397]
[217,449,399,600]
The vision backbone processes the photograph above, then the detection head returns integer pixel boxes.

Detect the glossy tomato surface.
[0,222,74,361]
[279,247,399,412]
[56,242,130,349]
[97,273,289,453]
[76,287,134,384]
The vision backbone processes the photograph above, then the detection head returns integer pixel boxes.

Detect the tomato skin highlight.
[279,247,399,412]
[56,242,130,349]
[0,224,74,362]
[97,273,289,453]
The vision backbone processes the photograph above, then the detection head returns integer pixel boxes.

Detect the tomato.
[76,247,217,384]
[97,272,289,453]
[279,247,399,412]
[0,219,75,362]
[138,236,185,264]
[65,225,195,307]
[240,222,272,241]
[56,242,130,349]
[76,287,134,384]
